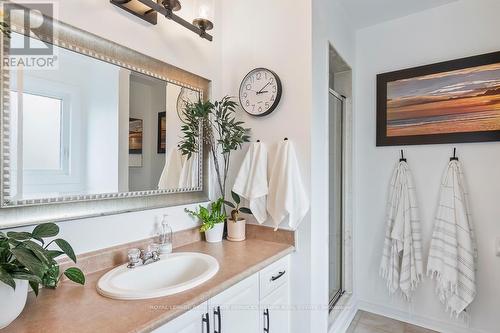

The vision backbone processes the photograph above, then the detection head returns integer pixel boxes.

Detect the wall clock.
[239,68,282,116]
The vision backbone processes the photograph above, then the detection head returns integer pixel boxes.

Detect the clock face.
[239,68,282,116]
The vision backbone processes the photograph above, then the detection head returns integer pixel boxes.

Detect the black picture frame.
[128,118,143,154]
[377,51,500,146]
[157,112,166,154]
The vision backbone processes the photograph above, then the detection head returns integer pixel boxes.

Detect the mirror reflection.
[6,32,201,204]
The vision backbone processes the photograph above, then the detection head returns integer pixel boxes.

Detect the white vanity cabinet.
[209,274,260,333]
[154,255,290,333]
[259,256,290,333]
[152,302,208,333]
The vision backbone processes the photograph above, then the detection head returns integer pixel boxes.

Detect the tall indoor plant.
[179,96,250,199]
[179,96,251,240]
[0,223,85,328]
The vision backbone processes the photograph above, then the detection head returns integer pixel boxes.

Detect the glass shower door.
[328,89,344,309]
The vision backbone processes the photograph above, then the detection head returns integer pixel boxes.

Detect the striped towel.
[380,161,423,301]
[427,160,477,318]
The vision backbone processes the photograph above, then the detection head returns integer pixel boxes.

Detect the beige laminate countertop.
[3,239,294,333]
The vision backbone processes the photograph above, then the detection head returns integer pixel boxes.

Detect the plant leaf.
[223,200,235,208]
[24,240,51,265]
[42,263,59,289]
[231,191,240,204]
[46,250,65,259]
[32,223,59,238]
[11,271,42,284]
[29,281,39,296]
[64,267,85,285]
[11,248,47,277]
[54,239,77,263]
[239,207,252,214]
[6,231,32,241]
[0,266,15,289]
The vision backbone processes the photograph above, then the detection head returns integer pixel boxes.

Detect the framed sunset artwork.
[377,51,500,146]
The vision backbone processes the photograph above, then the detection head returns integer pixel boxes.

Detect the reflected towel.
[379,161,423,301]
[179,153,198,188]
[233,142,268,224]
[427,160,477,318]
[267,140,309,230]
[158,149,183,190]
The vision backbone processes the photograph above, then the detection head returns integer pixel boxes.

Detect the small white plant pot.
[227,219,246,242]
[204,222,224,243]
[0,279,28,329]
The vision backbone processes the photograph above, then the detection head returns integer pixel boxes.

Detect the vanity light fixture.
[110,0,213,41]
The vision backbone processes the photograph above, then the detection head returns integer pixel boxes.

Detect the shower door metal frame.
[328,88,345,311]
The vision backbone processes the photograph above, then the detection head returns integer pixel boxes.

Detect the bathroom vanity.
[2,230,294,333]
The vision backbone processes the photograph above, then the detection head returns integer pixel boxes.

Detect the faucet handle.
[148,243,161,262]
[127,248,141,268]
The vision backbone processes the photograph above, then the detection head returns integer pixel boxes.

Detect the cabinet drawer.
[260,255,290,299]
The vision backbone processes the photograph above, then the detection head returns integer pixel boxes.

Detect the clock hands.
[256,82,271,95]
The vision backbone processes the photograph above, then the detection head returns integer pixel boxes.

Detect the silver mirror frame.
[0,5,210,228]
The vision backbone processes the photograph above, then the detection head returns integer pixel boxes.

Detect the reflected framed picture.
[157,111,166,154]
[377,51,500,146]
[129,118,143,154]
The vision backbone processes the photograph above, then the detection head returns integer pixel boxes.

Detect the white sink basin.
[97,252,219,300]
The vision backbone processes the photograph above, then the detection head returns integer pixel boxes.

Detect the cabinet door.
[152,301,209,333]
[209,273,260,333]
[260,283,290,333]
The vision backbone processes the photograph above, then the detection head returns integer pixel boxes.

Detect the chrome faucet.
[127,243,161,269]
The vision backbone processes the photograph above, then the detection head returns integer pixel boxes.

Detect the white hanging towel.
[427,160,477,318]
[158,149,183,190]
[233,142,269,224]
[179,153,199,188]
[267,140,309,230]
[379,161,423,301]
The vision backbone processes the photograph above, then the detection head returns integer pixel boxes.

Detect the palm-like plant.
[179,96,250,198]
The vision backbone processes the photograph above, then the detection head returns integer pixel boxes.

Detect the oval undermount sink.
[97,252,219,300]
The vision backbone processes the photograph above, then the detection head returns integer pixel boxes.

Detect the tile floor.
[347,311,439,333]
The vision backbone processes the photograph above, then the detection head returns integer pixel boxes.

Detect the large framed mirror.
[0,5,210,227]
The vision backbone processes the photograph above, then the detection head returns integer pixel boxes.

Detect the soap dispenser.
[158,215,173,254]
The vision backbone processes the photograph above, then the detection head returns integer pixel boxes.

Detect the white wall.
[354,1,500,332]
[128,76,166,191]
[85,63,121,193]
[219,1,312,332]
[312,1,356,332]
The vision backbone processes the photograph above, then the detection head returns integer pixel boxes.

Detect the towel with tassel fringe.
[427,160,477,318]
[380,160,423,301]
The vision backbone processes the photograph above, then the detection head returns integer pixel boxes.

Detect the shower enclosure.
[328,88,345,310]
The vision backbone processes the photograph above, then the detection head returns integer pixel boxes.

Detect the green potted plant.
[185,198,227,243]
[178,96,250,199]
[179,96,250,239]
[224,191,252,241]
[0,223,85,328]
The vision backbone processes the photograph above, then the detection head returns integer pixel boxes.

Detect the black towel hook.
[450,147,459,161]
[284,137,288,141]
[399,149,407,162]
[256,139,260,143]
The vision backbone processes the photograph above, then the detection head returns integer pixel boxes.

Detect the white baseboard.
[328,295,359,333]
[357,299,489,333]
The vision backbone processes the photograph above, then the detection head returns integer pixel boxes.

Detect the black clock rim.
[239,67,282,117]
